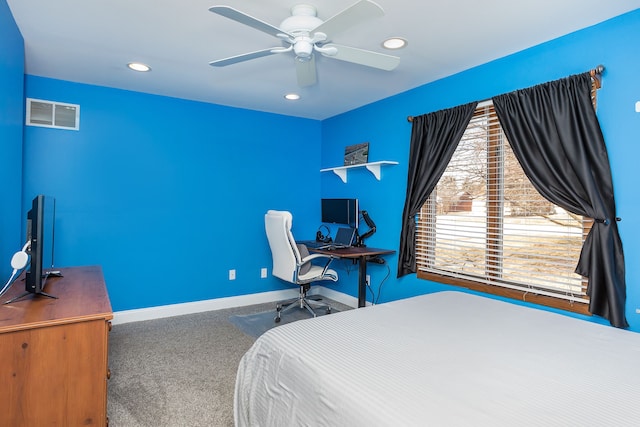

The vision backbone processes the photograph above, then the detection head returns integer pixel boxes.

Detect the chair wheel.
[326,308,332,314]
[274,316,281,323]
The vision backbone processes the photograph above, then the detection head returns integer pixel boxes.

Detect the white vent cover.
[26,98,80,130]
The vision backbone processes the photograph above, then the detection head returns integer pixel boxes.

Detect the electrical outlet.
[636,308,640,314]
[229,269,236,280]
[261,268,267,278]
[366,274,371,286]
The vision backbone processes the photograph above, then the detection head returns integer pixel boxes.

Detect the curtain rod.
[406,65,605,122]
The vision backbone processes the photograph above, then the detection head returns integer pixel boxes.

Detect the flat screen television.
[23,195,57,300]
[321,198,359,229]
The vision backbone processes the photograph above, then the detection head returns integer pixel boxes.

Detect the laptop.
[332,227,356,248]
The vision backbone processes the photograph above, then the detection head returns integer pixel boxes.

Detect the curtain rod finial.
[590,65,605,89]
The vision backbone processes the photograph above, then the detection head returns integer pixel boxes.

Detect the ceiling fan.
[208,0,400,87]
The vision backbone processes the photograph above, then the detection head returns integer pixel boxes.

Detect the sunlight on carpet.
[229,305,337,338]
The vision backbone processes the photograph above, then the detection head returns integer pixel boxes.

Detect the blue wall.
[22,77,322,311]
[0,0,24,281]
[321,10,640,330]
[3,3,640,330]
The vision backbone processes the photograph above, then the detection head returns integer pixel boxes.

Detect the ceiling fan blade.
[209,48,280,67]
[209,6,292,39]
[296,56,317,87]
[311,0,384,40]
[322,44,400,71]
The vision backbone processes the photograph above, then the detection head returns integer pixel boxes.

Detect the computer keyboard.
[299,240,348,250]
[298,240,328,249]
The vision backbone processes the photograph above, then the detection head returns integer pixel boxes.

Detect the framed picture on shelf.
[344,142,369,166]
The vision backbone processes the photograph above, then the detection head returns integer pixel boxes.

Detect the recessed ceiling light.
[382,37,407,50]
[284,93,300,101]
[127,62,151,72]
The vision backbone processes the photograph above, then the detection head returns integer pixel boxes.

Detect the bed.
[234,291,640,426]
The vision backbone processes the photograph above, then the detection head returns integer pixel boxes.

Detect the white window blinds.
[416,102,589,303]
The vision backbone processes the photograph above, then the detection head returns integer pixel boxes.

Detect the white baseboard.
[112,287,358,325]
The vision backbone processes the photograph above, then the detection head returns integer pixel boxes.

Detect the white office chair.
[265,210,338,323]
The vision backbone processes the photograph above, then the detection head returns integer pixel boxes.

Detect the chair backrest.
[264,210,302,283]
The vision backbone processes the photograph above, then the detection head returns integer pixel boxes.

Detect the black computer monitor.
[321,198,359,229]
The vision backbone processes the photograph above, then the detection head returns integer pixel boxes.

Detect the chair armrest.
[296,253,335,281]
[300,253,334,263]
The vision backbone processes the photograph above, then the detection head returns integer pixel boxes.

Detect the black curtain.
[492,72,627,328]
[398,102,477,277]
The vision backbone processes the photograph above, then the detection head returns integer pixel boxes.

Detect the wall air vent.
[26,98,80,131]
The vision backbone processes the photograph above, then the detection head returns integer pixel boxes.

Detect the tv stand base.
[3,290,57,304]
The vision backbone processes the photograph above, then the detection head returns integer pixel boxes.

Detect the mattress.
[234,291,640,426]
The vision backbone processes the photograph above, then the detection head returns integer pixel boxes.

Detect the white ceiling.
[7,1,640,120]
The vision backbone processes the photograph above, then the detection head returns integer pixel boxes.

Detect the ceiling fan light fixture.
[382,37,407,50]
[127,62,151,72]
[293,38,314,59]
[284,93,301,101]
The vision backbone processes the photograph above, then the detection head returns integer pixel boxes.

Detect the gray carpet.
[107,298,351,427]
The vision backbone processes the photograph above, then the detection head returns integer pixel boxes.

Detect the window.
[416,101,594,314]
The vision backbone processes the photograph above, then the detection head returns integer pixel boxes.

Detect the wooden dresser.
[0,265,113,426]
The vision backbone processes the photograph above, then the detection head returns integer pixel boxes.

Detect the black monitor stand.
[355,210,376,247]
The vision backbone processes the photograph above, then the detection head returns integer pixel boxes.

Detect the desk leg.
[358,256,367,308]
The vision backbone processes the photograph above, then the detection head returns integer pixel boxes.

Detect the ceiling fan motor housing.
[280,4,323,35]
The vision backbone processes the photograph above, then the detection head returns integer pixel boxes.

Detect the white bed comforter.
[234,291,640,426]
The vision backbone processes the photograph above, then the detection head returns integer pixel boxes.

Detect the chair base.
[275,285,332,323]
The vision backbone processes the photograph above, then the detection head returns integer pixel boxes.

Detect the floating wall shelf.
[320,161,398,183]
